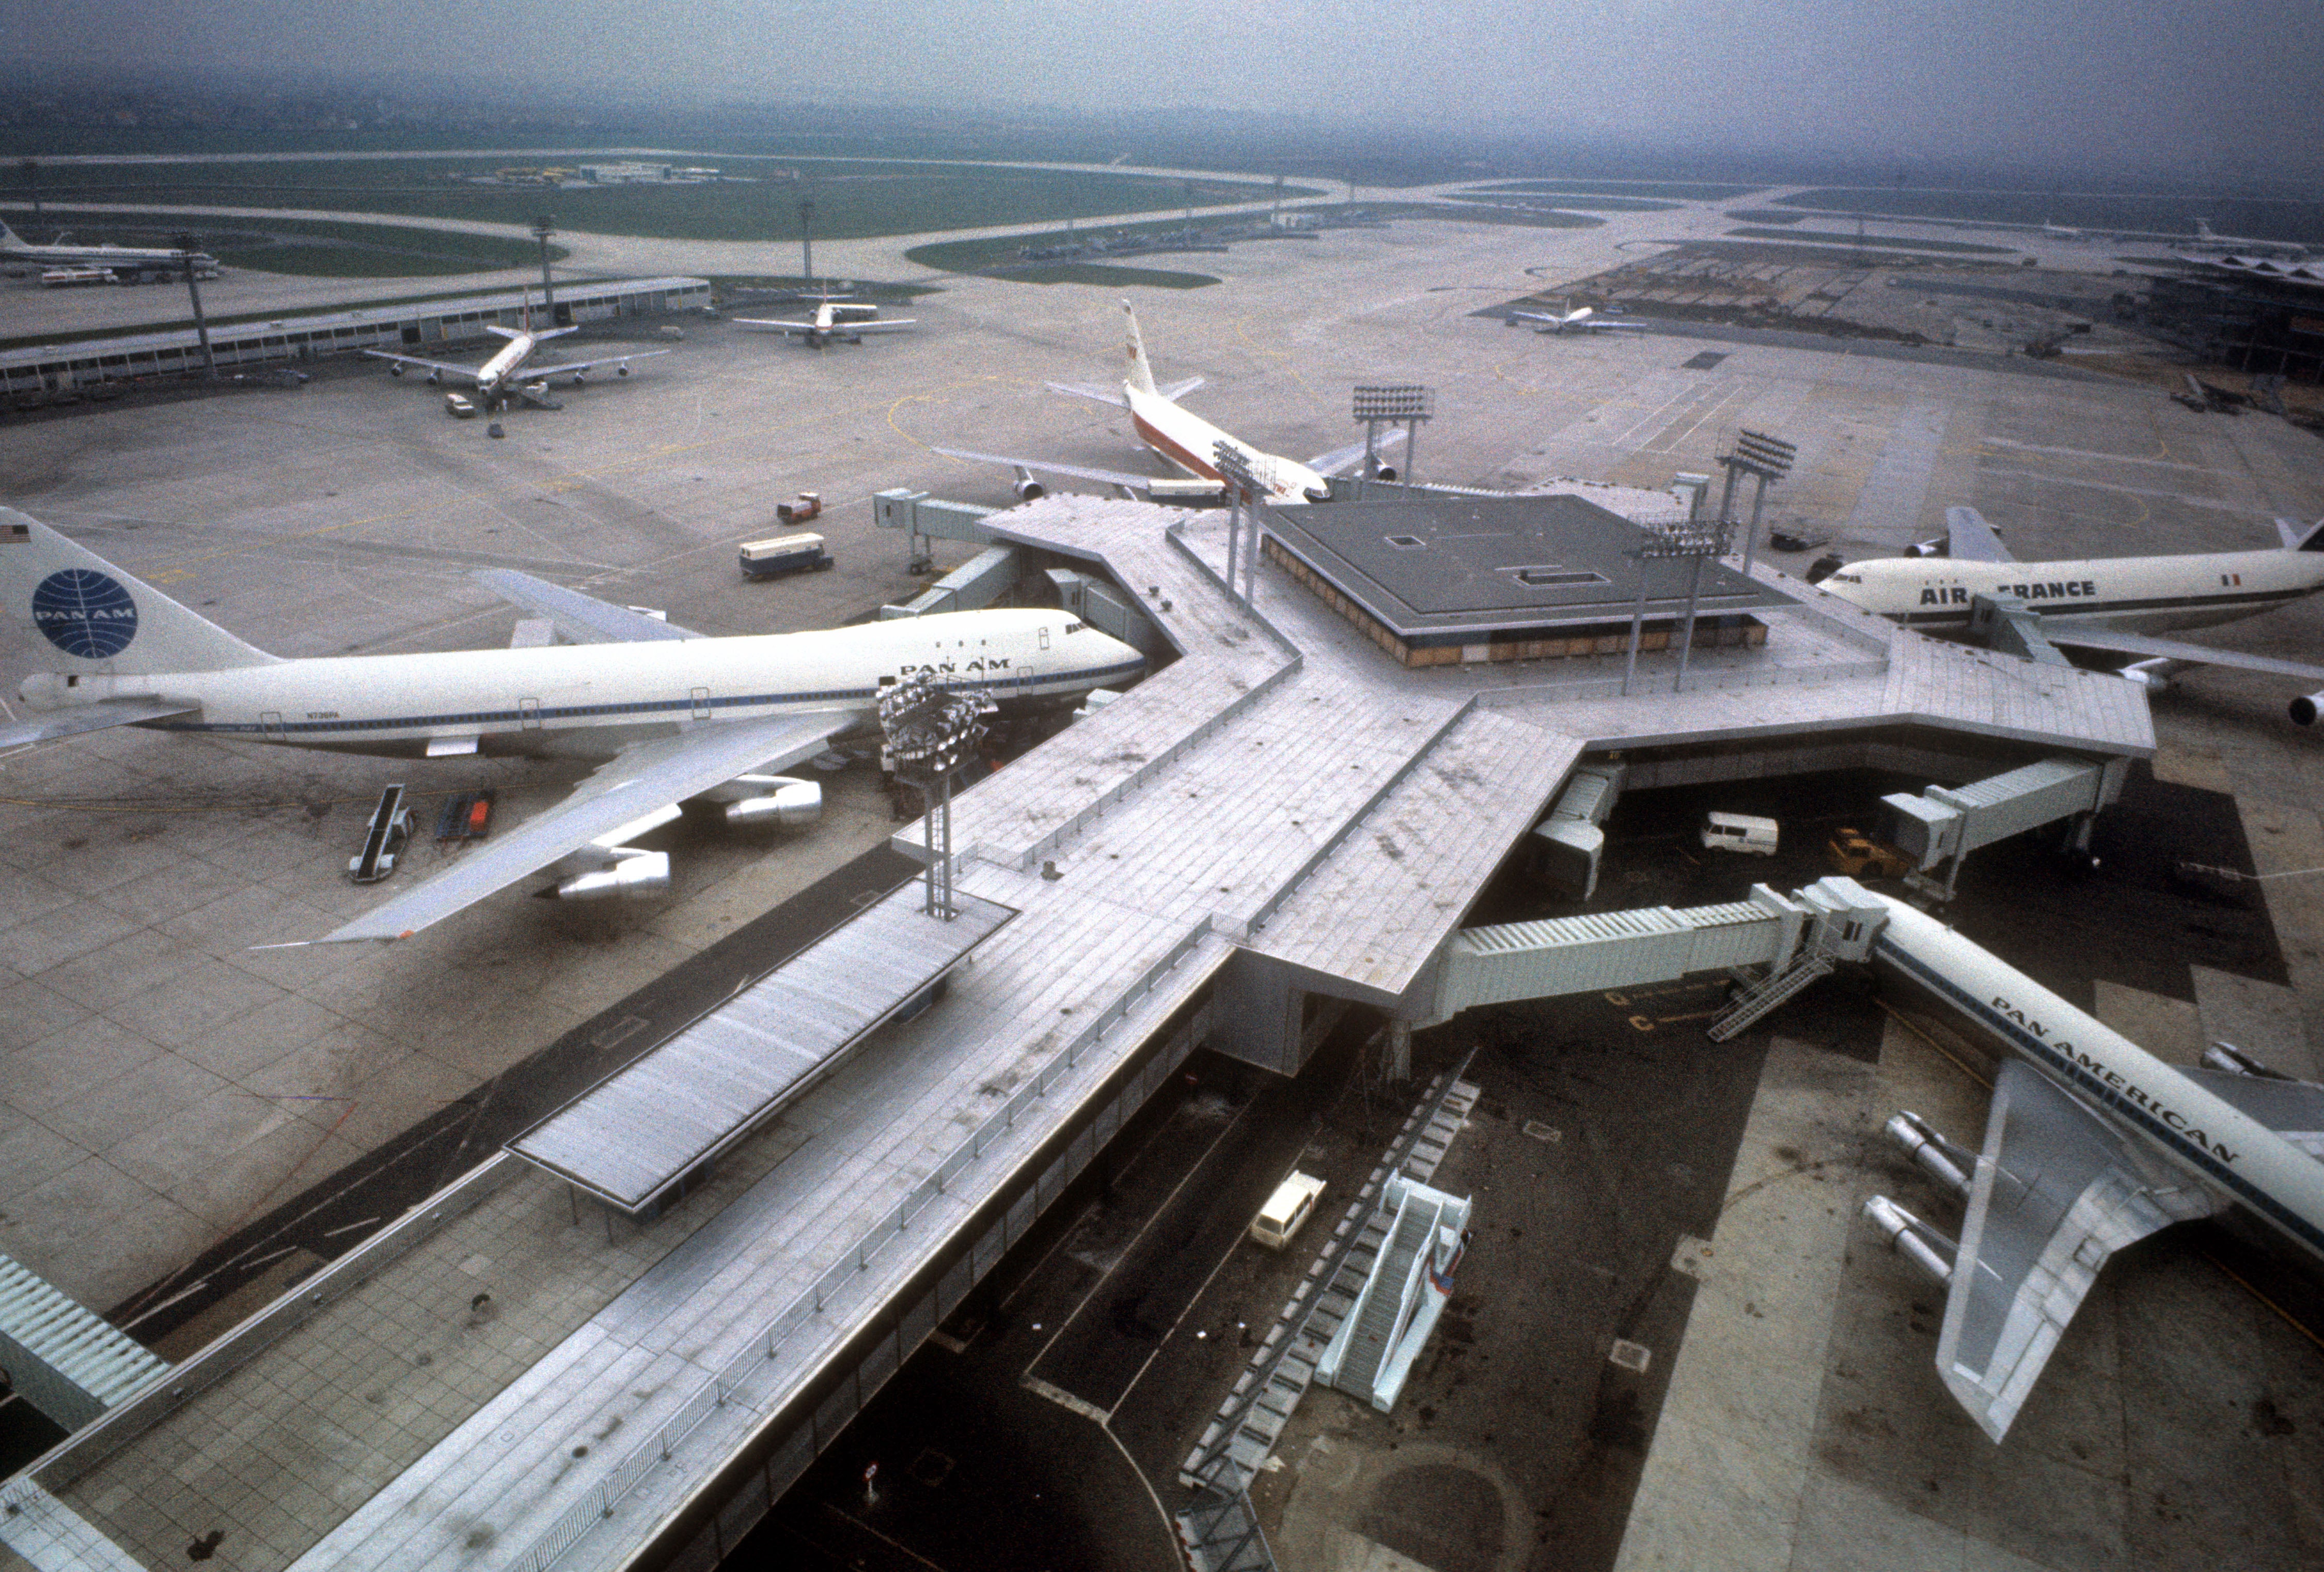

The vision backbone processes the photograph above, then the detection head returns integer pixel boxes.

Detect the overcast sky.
[7,1,2319,184]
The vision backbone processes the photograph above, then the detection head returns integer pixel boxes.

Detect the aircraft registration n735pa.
[1,511,1142,943]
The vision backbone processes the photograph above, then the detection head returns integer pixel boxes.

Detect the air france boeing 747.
[1815,506,2324,723]
[2,511,1141,943]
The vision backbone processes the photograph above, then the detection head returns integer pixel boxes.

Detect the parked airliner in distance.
[2,511,1141,942]
[365,295,667,414]
[0,219,218,281]
[1503,298,1647,335]
[934,301,1401,505]
[733,292,916,348]
[1812,506,2324,723]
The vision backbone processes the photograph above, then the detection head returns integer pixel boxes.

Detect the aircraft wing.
[1936,1060,2223,1440]
[523,349,671,380]
[310,710,855,944]
[732,318,814,333]
[931,446,1178,495]
[0,696,198,751]
[1505,309,1566,326]
[2036,625,2324,685]
[2185,1068,2324,1160]
[1945,506,2016,564]
[1306,427,1409,478]
[473,569,704,643]
[842,319,916,334]
[364,350,480,383]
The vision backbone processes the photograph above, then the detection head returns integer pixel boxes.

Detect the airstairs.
[1314,1175,1471,1412]
[1707,952,1838,1042]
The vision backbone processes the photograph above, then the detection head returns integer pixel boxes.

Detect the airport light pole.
[1213,441,1274,606]
[879,674,992,920]
[1620,518,1731,696]
[175,233,217,381]
[798,198,814,287]
[20,159,37,226]
[1351,384,1433,497]
[1716,429,1797,577]
[531,216,557,314]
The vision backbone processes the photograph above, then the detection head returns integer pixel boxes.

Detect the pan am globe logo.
[32,568,139,659]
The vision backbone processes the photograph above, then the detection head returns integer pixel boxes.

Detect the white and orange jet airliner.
[934,301,1399,505]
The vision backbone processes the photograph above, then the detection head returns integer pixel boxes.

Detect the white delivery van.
[1250,1171,1327,1251]
[1701,812,1779,857]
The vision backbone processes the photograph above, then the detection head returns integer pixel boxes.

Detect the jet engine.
[1013,466,1047,503]
[1861,1195,1956,1284]
[1374,464,1399,482]
[2119,658,2184,691]
[1882,1111,1974,1196]
[617,363,630,377]
[717,775,823,828]
[425,370,441,386]
[2291,692,2324,726]
[571,370,587,385]
[546,850,670,902]
[1903,537,1949,558]
[388,363,405,378]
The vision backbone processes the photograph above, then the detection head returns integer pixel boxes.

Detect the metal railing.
[514,920,1224,1572]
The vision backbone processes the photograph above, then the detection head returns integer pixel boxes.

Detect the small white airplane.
[1857,888,2324,1441]
[1503,299,1647,336]
[934,301,1402,506]
[2189,217,2309,260]
[1,510,1142,943]
[1812,506,2324,724]
[0,219,218,281]
[364,297,667,414]
[2039,218,2083,241]
[732,293,915,348]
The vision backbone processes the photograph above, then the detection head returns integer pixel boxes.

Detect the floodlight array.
[1729,429,1797,481]
[878,673,992,784]
[1352,384,1434,422]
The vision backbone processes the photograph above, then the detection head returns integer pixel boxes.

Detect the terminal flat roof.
[508,884,1016,1212]
[1264,492,1784,645]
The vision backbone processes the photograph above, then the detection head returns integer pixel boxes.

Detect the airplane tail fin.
[2196,218,2218,240]
[2278,517,2324,552]
[0,219,21,249]
[1120,300,1158,397]
[2,509,279,674]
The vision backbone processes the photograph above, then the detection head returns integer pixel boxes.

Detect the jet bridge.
[1424,878,1891,1040]
[1877,754,2122,896]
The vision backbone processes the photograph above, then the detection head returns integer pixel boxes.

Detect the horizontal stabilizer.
[1046,381,1128,409]
[931,446,1172,495]
[2279,517,2324,552]
[473,569,703,643]
[1307,426,1408,478]
[0,696,198,751]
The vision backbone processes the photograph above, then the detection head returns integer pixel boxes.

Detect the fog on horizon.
[2,0,2318,187]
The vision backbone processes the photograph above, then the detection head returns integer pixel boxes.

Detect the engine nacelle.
[1882,1111,1973,1196]
[388,363,405,377]
[1862,1195,1955,1285]
[425,370,441,386]
[721,777,823,828]
[2291,692,2324,726]
[1374,464,1398,483]
[572,370,587,385]
[617,363,630,377]
[2120,658,2181,691]
[548,851,670,902]
[1013,466,1047,503]
[1903,537,1949,558]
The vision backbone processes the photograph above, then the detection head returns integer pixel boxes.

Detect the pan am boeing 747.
[2,512,1140,943]
[365,297,666,414]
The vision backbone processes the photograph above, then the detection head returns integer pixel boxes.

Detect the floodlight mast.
[531,216,557,313]
[175,232,217,381]
[1618,518,1732,696]
[1351,384,1433,497]
[878,674,993,919]
[1714,428,1796,576]
[1212,440,1271,605]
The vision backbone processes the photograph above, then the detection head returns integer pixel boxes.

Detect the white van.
[1701,812,1779,857]
[1250,1171,1327,1251]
